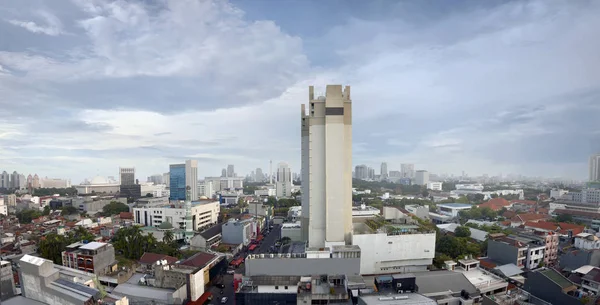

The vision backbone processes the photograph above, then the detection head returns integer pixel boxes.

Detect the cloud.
[0,0,599,181]
[6,10,64,35]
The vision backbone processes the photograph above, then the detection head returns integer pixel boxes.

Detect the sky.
[1,0,599,183]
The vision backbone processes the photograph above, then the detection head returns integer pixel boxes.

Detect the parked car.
[221,297,228,304]
[226,269,235,275]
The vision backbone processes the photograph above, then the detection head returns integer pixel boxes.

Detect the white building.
[351,204,380,217]
[40,177,71,188]
[574,233,600,250]
[352,223,436,275]
[133,200,219,231]
[204,176,244,192]
[281,222,302,242]
[185,160,198,201]
[563,188,600,204]
[254,187,276,197]
[437,203,472,217]
[590,153,600,182]
[426,181,443,191]
[550,188,569,200]
[301,85,353,248]
[414,170,429,186]
[198,180,215,198]
[0,203,7,216]
[401,164,414,178]
[455,184,484,191]
[74,176,120,195]
[276,162,292,197]
[140,182,169,198]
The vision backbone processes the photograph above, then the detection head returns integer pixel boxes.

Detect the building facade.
[61,241,116,275]
[169,163,186,201]
[276,162,292,197]
[401,164,415,178]
[427,181,443,191]
[414,170,429,186]
[590,153,600,182]
[133,200,219,231]
[301,85,353,248]
[222,218,255,246]
[186,159,199,201]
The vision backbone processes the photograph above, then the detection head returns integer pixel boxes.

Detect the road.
[255,224,281,254]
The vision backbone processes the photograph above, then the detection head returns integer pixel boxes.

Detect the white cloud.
[7,10,64,36]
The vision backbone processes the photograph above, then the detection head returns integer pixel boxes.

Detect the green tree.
[68,226,95,243]
[433,253,454,268]
[455,226,471,238]
[100,201,130,217]
[163,230,174,244]
[455,196,470,204]
[16,209,42,224]
[555,214,574,223]
[437,236,463,258]
[280,237,292,245]
[61,206,79,216]
[38,234,70,264]
[266,196,277,207]
[42,205,51,216]
[112,226,158,260]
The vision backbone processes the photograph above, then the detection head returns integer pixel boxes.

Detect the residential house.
[61,241,116,275]
[510,213,550,227]
[479,198,511,211]
[560,249,600,272]
[138,252,178,273]
[487,235,545,269]
[581,267,600,295]
[190,224,222,250]
[524,221,585,236]
[523,268,581,305]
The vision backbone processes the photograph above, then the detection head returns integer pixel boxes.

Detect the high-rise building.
[255,168,264,182]
[147,174,164,185]
[368,167,375,180]
[32,174,40,189]
[163,172,170,187]
[0,171,8,189]
[227,164,235,177]
[380,162,388,179]
[186,160,198,201]
[221,168,227,177]
[10,171,19,189]
[590,153,600,182]
[301,85,352,248]
[26,174,33,189]
[276,162,292,197]
[401,164,415,178]
[18,174,25,190]
[354,165,368,180]
[169,160,198,201]
[119,167,135,185]
[415,170,429,186]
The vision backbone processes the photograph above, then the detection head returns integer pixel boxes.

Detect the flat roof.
[79,242,107,250]
[112,283,174,302]
[438,203,472,208]
[20,255,48,266]
[359,293,437,305]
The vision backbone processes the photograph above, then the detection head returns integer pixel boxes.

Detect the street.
[255,224,281,254]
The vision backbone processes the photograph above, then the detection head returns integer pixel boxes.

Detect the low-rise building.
[437,203,472,217]
[523,268,580,305]
[280,222,302,241]
[132,200,219,231]
[352,217,435,275]
[574,233,600,250]
[222,218,256,246]
[190,224,222,250]
[352,204,381,218]
[487,235,545,270]
[61,241,116,275]
[426,181,443,191]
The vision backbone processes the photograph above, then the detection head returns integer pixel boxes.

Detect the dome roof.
[90,176,108,185]
[159,222,173,230]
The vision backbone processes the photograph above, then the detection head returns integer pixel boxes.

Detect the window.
[275,286,279,289]
[284,286,288,289]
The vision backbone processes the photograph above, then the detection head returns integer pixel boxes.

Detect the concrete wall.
[353,232,435,275]
[281,226,302,242]
[222,221,252,246]
[1,262,16,301]
[245,257,360,276]
[487,240,519,266]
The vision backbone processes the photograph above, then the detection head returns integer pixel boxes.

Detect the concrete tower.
[185,160,198,201]
[590,153,600,182]
[301,85,353,248]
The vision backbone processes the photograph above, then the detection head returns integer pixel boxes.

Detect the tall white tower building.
[276,162,292,197]
[185,160,198,201]
[590,153,600,182]
[301,85,353,248]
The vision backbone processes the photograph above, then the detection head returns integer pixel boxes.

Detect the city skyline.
[1,1,599,181]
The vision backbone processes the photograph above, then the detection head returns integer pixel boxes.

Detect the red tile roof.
[139,252,179,265]
[524,221,585,235]
[511,213,550,223]
[510,200,537,206]
[180,252,217,268]
[119,212,133,219]
[502,211,517,219]
[479,198,511,211]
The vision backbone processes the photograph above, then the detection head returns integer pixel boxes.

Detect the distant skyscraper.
[227,164,235,177]
[276,162,292,197]
[32,174,40,189]
[163,173,170,187]
[255,168,264,182]
[119,167,135,185]
[354,165,368,180]
[590,153,600,182]
[401,164,415,178]
[380,162,388,179]
[185,160,198,201]
[301,85,352,248]
[10,171,19,189]
[415,170,429,186]
[368,167,375,179]
[221,168,227,177]
[148,174,163,185]
[0,171,8,189]
[169,160,198,201]
[170,164,186,201]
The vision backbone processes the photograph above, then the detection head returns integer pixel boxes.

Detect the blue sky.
[1,0,599,182]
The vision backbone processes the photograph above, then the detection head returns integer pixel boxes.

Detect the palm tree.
[163,230,174,244]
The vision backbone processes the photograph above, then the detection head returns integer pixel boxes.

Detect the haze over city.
[1,0,600,182]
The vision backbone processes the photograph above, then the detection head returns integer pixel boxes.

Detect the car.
[221,297,228,304]
[226,269,235,275]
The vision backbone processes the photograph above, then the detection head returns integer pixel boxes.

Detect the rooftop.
[414,271,478,295]
[437,203,472,208]
[540,268,575,289]
[179,251,218,269]
[79,241,107,251]
[358,293,437,305]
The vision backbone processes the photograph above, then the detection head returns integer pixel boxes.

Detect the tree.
[100,201,130,217]
[16,209,42,224]
[163,230,174,244]
[112,226,158,260]
[433,253,454,268]
[455,196,469,204]
[280,237,292,245]
[61,206,79,216]
[68,226,95,243]
[38,234,69,264]
[555,214,573,223]
[42,205,51,216]
[266,196,277,207]
[455,226,471,238]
